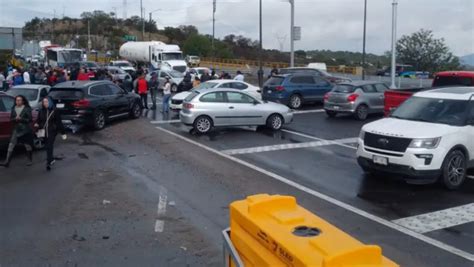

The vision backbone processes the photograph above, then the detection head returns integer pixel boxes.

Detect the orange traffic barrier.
[225,194,399,267]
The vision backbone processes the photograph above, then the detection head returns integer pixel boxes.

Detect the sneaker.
[50,160,56,166]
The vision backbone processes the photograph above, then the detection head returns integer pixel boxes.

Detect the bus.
[45,47,83,68]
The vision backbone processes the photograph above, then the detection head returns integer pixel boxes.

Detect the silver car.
[323,81,389,120]
[6,84,50,110]
[106,66,131,81]
[180,88,293,134]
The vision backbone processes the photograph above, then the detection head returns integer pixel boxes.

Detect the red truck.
[384,71,474,116]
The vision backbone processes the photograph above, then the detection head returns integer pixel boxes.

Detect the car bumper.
[262,95,289,105]
[324,101,356,113]
[283,112,294,124]
[61,112,93,125]
[179,110,196,125]
[169,101,183,110]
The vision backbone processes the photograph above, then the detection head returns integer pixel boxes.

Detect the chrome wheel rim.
[291,96,301,108]
[133,105,141,117]
[196,118,211,133]
[272,116,282,129]
[96,113,105,128]
[357,106,367,119]
[447,154,465,186]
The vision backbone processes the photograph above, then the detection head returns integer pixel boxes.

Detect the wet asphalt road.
[1,101,473,266]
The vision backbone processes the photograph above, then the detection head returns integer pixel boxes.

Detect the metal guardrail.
[222,228,244,267]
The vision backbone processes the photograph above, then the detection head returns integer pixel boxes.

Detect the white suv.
[357,87,474,189]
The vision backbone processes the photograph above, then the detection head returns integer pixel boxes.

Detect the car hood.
[261,101,291,112]
[166,60,187,67]
[172,91,192,100]
[120,66,135,71]
[362,118,459,139]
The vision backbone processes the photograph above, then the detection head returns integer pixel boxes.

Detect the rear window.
[7,88,38,101]
[290,76,314,84]
[333,85,355,93]
[433,76,473,87]
[185,92,200,102]
[265,77,284,86]
[49,88,84,99]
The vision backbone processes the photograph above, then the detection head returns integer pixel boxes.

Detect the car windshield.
[194,82,218,90]
[168,70,184,78]
[333,85,355,93]
[162,53,183,61]
[391,96,469,126]
[7,88,38,101]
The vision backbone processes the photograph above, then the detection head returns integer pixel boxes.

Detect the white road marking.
[155,126,474,262]
[392,203,474,234]
[222,137,359,155]
[292,109,325,114]
[154,220,165,232]
[468,175,474,180]
[150,119,181,124]
[157,187,168,216]
[282,129,358,150]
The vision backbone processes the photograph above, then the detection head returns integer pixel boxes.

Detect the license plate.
[62,120,72,124]
[373,155,388,166]
[56,103,65,109]
[333,105,340,110]
[267,90,272,94]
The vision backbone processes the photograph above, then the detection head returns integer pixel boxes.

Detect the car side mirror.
[253,100,260,105]
[467,118,474,126]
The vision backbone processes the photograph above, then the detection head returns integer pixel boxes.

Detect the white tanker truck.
[119,41,188,73]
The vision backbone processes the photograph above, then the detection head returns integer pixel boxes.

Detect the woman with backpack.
[35,97,67,171]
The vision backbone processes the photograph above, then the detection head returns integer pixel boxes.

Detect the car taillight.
[72,99,90,108]
[324,93,331,102]
[347,94,359,102]
[275,85,285,91]
[183,103,194,109]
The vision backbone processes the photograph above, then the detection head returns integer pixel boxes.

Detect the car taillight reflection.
[323,93,331,102]
[72,99,90,108]
[347,94,359,103]
[275,86,285,91]
[183,103,194,109]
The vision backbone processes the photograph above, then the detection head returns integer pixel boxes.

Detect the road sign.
[124,35,137,41]
[293,26,301,41]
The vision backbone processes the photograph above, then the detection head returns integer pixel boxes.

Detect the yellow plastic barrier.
[228,194,399,267]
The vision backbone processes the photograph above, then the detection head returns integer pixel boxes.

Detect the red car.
[0,92,43,149]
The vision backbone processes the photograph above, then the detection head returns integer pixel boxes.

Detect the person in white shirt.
[0,71,5,91]
[234,70,244,81]
[162,77,172,113]
[23,70,31,84]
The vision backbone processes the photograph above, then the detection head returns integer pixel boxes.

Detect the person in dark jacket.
[0,95,34,168]
[148,72,160,110]
[121,75,133,92]
[35,97,66,170]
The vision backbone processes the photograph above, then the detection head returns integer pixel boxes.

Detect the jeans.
[162,94,171,113]
[46,134,57,164]
[140,93,148,109]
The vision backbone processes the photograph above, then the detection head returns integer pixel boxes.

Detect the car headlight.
[409,137,441,149]
[359,130,365,140]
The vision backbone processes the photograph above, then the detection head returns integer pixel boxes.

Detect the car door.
[289,75,316,100]
[198,91,229,126]
[467,101,474,166]
[90,84,116,116]
[313,77,333,100]
[108,84,130,115]
[363,84,383,111]
[0,95,14,142]
[225,91,262,125]
[373,83,389,111]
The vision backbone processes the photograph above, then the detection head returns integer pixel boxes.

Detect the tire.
[171,84,178,93]
[193,116,213,134]
[93,110,106,130]
[289,94,302,109]
[326,110,337,118]
[130,102,141,119]
[266,114,283,131]
[441,150,467,190]
[354,105,369,121]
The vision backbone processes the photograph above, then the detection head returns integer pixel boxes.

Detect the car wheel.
[326,110,337,118]
[441,150,467,190]
[130,102,141,119]
[354,105,369,120]
[33,137,45,150]
[266,114,283,131]
[171,84,178,93]
[93,110,106,130]
[289,94,302,109]
[193,116,213,134]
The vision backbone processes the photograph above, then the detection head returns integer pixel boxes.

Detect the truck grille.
[173,66,187,73]
[364,132,412,152]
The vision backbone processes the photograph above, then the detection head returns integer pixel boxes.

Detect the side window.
[374,83,389,93]
[226,92,255,104]
[1,96,14,111]
[314,77,330,87]
[232,82,248,90]
[90,84,112,96]
[290,76,315,84]
[160,72,167,78]
[90,85,102,96]
[218,83,233,88]
[200,92,226,103]
[362,85,377,93]
[108,84,123,95]
[40,88,48,98]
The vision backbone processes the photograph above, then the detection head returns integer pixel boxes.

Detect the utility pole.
[87,19,91,53]
[258,0,264,88]
[289,0,295,67]
[362,0,367,80]
[390,0,398,89]
[140,0,144,41]
[212,0,216,64]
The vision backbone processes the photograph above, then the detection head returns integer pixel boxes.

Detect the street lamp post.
[362,0,367,80]
[390,0,398,89]
[289,0,295,67]
[258,0,264,88]
[149,9,162,41]
[140,0,144,41]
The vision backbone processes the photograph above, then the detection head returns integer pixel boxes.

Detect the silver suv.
[323,81,389,120]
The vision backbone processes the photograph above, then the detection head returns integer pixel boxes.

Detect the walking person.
[234,70,244,81]
[0,95,34,168]
[192,76,201,88]
[35,97,66,171]
[162,77,172,113]
[149,72,160,110]
[137,72,149,109]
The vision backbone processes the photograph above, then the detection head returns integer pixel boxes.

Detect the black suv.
[48,81,141,130]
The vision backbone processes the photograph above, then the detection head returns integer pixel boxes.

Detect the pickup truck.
[384,71,474,116]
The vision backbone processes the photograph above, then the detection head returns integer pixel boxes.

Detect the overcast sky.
[1,0,473,56]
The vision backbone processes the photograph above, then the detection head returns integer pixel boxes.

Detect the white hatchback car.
[170,80,262,110]
[357,87,474,189]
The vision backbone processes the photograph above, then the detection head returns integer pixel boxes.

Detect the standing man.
[137,72,149,109]
[234,70,244,81]
[162,77,172,113]
[23,68,31,84]
[149,72,160,110]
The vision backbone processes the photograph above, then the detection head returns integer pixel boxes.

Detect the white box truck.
[119,41,187,73]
